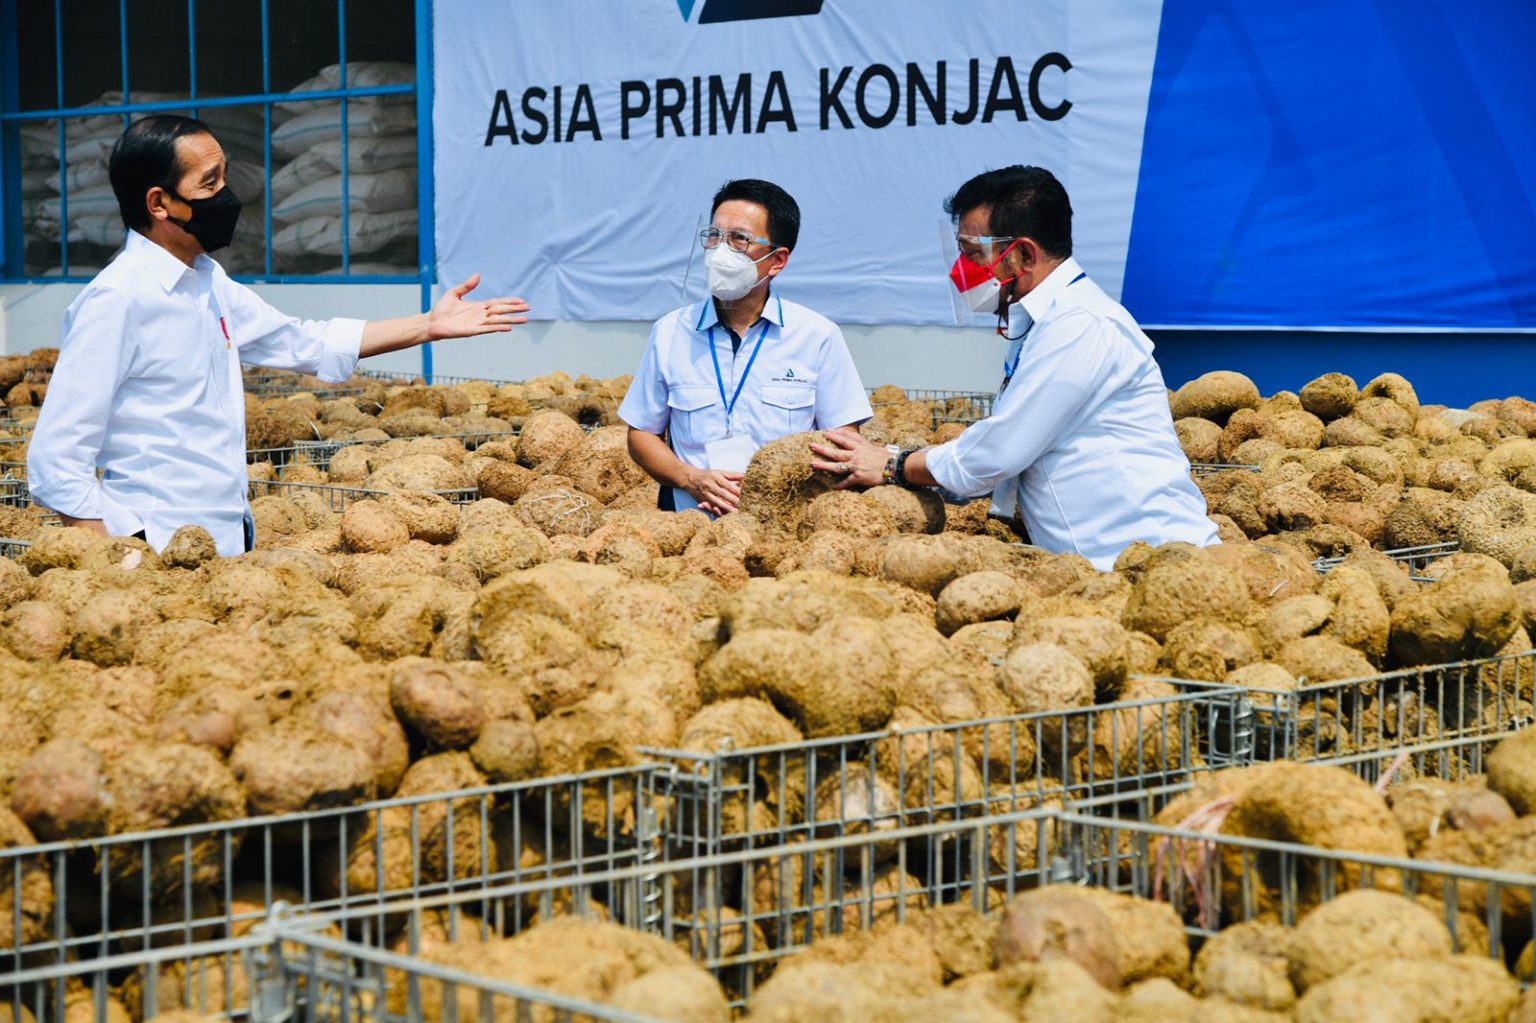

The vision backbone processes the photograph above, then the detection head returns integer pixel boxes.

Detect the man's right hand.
[685,468,744,516]
[59,515,110,536]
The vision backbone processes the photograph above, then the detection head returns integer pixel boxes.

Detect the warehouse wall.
[3,281,1530,407]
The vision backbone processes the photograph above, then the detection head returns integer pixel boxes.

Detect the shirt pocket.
[761,383,817,434]
[666,384,723,449]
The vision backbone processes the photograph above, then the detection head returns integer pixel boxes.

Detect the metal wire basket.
[643,681,1248,867]
[1188,462,1261,477]
[0,764,666,999]
[248,430,521,475]
[248,479,481,511]
[1055,787,1536,950]
[1166,647,1536,765]
[287,810,1059,1019]
[866,387,995,426]
[1,809,1056,1021]
[1312,540,1461,579]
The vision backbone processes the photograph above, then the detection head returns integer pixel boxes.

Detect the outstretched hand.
[809,427,889,490]
[428,274,530,340]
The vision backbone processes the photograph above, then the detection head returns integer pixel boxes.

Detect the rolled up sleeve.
[926,310,1107,498]
[27,286,133,520]
[224,278,364,384]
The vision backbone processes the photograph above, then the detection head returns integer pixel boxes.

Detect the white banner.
[433,0,1163,325]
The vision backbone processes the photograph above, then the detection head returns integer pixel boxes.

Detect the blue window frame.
[0,0,435,305]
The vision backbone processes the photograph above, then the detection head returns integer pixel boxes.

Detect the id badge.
[704,434,759,473]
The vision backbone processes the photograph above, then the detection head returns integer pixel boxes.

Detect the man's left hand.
[810,427,889,489]
[428,274,531,340]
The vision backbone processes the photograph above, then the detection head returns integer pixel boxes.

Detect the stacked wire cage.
[0,765,667,1020]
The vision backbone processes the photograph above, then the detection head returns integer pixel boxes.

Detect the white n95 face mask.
[705,245,772,301]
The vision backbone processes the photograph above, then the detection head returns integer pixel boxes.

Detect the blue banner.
[1123,0,1536,329]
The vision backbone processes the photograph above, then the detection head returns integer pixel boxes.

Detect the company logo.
[677,0,824,25]
[784,368,795,378]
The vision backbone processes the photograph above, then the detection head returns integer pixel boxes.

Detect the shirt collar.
[124,229,211,293]
[694,289,785,334]
[1017,256,1084,326]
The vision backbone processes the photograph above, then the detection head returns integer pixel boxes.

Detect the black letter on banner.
[982,57,1027,123]
[553,85,562,143]
[855,64,899,129]
[657,79,687,138]
[907,62,945,126]
[820,66,853,129]
[1029,52,1072,121]
[520,88,549,144]
[757,71,797,133]
[693,76,703,136]
[952,60,979,125]
[709,74,752,135]
[568,84,602,141]
[485,89,517,145]
[620,81,651,140]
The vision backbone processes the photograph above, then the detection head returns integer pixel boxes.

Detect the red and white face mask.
[948,239,1022,314]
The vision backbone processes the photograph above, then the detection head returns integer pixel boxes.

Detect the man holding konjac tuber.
[810,165,1216,570]
[620,178,872,517]
[28,114,529,557]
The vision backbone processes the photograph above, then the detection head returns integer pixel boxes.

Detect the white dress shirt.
[27,230,364,556]
[926,257,1217,570]
[619,292,872,513]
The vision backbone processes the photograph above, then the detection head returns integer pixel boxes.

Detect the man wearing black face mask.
[27,115,529,557]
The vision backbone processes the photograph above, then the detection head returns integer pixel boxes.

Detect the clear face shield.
[679,212,708,303]
[941,220,1023,328]
[682,215,779,302]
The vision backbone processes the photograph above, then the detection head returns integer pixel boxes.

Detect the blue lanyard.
[708,320,770,433]
[1003,271,1086,384]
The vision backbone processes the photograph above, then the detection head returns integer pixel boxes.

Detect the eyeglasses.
[700,226,773,253]
[955,234,1021,262]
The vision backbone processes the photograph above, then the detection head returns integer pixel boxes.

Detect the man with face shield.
[620,179,871,515]
[809,166,1216,570]
[26,115,529,556]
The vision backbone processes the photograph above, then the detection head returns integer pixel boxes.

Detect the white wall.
[1,282,1006,392]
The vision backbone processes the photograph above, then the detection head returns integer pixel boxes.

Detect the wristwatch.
[881,444,901,485]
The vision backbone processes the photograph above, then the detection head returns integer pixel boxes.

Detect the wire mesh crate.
[215,809,1060,1020]
[1174,647,1536,765]
[0,764,666,1009]
[1054,800,1536,958]
[0,536,31,559]
[644,682,1249,868]
[1312,540,1461,579]
[866,387,995,426]
[248,479,481,511]
[0,476,28,507]
[1188,462,1261,478]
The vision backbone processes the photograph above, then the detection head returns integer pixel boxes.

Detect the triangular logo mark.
[785,368,794,378]
[677,0,697,20]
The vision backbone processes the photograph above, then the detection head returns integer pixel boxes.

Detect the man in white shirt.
[809,165,1217,570]
[27,115,527,557]
[620,179,871,515]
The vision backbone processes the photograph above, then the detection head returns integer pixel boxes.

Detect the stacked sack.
[269,62,418,275]
[20,92,269,275]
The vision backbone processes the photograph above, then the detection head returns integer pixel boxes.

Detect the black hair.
[944,165,1073,259]
[109,114,214,230]
[711,178,800,252]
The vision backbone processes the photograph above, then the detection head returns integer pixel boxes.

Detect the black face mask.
[168,184,242,253]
